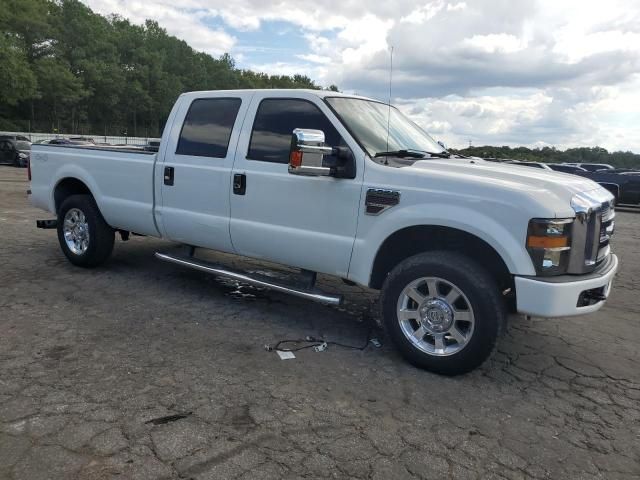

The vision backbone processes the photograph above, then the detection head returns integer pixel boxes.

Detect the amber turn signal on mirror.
[289,150,303,168]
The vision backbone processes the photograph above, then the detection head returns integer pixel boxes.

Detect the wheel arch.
[368,225,514,291]
[53,177,94,213]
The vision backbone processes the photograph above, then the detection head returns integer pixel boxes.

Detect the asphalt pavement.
[1,167,639,479]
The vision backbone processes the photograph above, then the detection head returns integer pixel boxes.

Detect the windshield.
[16,141,31,150]
[326,97,444,157]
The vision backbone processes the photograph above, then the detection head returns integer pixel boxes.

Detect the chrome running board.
[155,252,343,306]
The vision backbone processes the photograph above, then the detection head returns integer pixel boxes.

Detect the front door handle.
[233,173,246,195]
[164,166,174,186]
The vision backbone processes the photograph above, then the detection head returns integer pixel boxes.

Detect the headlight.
[18,152,28,159]
[526,218,573,275]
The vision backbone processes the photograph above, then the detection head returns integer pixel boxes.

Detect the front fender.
[348,202,536,287]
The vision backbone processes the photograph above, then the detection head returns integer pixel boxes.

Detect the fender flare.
[348,202,536,286]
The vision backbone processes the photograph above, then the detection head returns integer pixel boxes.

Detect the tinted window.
[248,99,342,163]
[580,164,611,172]
[519,162,544,168]
[550,165,582,173]
[176,98,241,158]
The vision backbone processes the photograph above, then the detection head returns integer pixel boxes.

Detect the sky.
[82,0,640,152]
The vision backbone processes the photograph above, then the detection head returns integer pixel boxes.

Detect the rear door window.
[176,98,242,158]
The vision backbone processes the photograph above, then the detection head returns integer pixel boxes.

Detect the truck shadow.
[94,236,636,384]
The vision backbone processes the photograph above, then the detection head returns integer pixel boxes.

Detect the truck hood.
[408,158,601,199]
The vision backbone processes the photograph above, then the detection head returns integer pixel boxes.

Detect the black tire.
[57,194,115,268]
[380,251,505,376]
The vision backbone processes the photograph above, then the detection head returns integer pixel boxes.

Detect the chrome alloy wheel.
[63,208,90,255]
[396,277,475,356]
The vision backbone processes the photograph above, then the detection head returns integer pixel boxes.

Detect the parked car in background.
[605,168,640,174]
[506,160,553,170]
[46,138,95,146]
[579,169,640,205]
[0,137,30,167]
[0,134,30,142]
[69,137,95,144]
[144,140,161,152]
[563,163,615,172]
[548,164,588,174]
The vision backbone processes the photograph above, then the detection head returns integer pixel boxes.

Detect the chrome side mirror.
[289,129,333,176]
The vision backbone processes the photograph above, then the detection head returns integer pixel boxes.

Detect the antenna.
[385,46,394,164]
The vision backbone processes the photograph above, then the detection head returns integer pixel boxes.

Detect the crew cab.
[29,89,619,375]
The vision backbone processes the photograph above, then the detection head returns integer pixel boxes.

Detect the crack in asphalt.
[1,168,639,479]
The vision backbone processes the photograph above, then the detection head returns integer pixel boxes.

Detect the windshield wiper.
[424,150,451,158]
[374,149,426,158]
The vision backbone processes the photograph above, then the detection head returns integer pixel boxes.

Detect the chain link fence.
[0,131,160,147]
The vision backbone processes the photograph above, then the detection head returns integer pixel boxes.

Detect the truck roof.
[180,89,378,102]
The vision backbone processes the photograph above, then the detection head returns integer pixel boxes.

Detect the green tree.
[0,0,332,135]
[454,145,640,168]
[0,37,37,106]
[2,0,52,61]
[34,57,88,127]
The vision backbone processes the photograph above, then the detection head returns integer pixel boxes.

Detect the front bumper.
[515,254,618,317]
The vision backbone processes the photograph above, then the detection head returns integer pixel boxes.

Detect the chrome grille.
[597,203,615,263]
[584,211,598,265]
[568,190,615,274]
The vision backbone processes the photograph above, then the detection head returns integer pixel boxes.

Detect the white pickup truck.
[29,89,618,375]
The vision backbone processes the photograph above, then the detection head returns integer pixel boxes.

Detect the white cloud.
[463,33,528,54]
[399,82,640,152]
[83,0,235,55]
[296,54,332,64]
[401,1,446,24]
[447,2,467,11]
[337,15,394,65]
[80,0,640,152]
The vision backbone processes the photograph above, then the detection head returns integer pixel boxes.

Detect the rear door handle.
[233,173,246,195]
[164,166,174,186]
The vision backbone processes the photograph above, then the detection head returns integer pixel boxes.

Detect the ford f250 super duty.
[29,89,618,375]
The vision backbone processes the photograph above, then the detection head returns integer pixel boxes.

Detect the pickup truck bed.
[31,145,160,237]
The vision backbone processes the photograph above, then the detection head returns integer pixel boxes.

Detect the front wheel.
[57,194,115,268]
[380,251,505,376]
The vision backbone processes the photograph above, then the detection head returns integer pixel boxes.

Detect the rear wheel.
[380,251,505,375]
[57,194,114,267]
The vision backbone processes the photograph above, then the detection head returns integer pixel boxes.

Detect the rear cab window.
[176,98,242,158]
